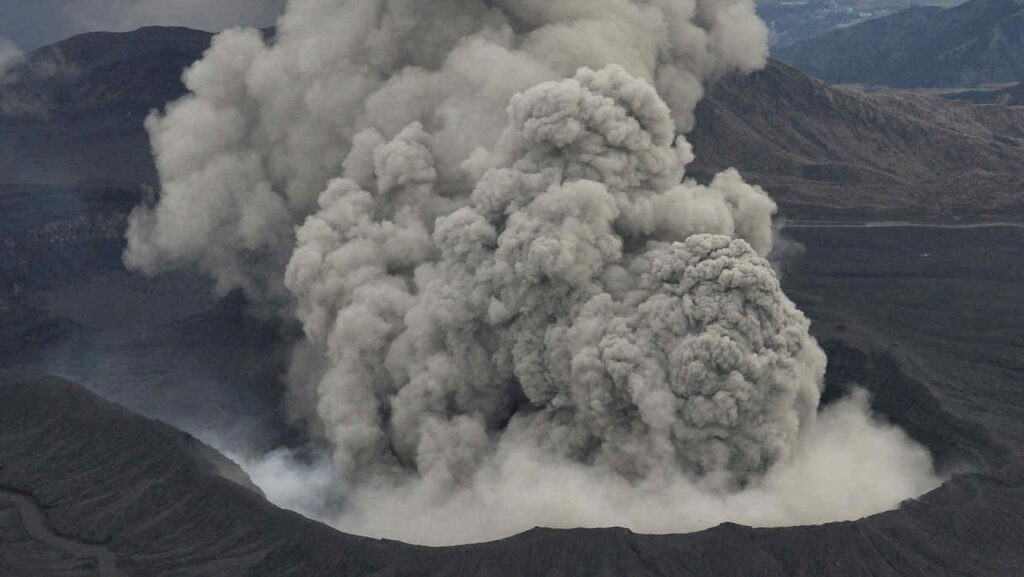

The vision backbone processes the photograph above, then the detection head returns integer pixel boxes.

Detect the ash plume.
[124,0,940,543]
[124,0,769,302]
[285,65,816,488]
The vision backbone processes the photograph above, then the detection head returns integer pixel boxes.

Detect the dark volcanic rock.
[2,370,1024,575]
[818,341,1007,472]
[775,0,1024,88]
[689,60,1024,218]
[778,224,1024,458]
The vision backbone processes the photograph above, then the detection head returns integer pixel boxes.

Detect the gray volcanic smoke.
[284,66,817,487]
[124,0,940,544]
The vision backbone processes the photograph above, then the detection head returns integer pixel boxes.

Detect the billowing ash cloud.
[124,0,768,302]
[124,0,940,544]
[284,64,819,489]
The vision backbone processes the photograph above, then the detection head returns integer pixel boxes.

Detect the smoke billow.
[124,0,768,301]
[330,390,938,544]
[124,0,941,544]
[0,37,23,74]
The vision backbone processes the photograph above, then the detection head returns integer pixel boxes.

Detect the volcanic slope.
[0,26,213,185]
[775,0,1024,88]
[0,182,293,454]
[1,370,1023,575]
[688,59,1024,218]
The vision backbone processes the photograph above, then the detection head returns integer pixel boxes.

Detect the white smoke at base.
[333,390,938,545]
[226,389,938,546]
[124,0,942,544]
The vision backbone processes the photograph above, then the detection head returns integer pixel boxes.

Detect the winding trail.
[0,488,124,577]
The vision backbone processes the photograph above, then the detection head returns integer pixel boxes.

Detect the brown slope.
[689,59,1024,219]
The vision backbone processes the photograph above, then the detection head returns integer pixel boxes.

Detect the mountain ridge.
[690,59,1024,218]
[776,0,1024,88]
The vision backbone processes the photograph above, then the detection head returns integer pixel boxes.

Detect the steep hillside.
[0,182,296,452]
[689,59,1024,217]
[0,27,214,185]
[775,0,1024,88]
[0,26,211,120]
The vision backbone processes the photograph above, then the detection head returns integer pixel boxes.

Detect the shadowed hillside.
[0,26,211,120]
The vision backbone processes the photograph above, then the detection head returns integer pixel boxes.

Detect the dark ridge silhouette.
[0,27,213,186]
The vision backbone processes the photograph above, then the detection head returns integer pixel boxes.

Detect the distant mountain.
[0,26,212,119]
[775,0,1024,88]
[689,59,1024,218]
[0,27,214,186]
[757,0,960,50]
